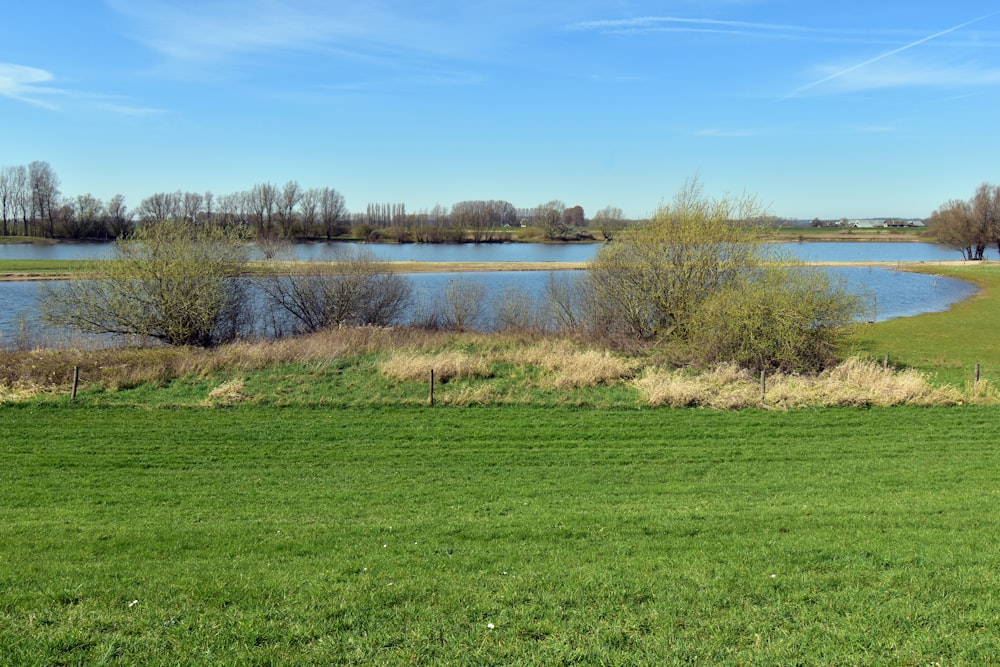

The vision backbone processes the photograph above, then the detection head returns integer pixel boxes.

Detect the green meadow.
[3,263,1000,664]
[4,404,1000,665]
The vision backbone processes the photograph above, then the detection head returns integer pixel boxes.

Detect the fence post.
[975,363,981,389]
[760,368,766,405]
[429,369,435,407]
[883,353,889,369]
[71,366,80,401]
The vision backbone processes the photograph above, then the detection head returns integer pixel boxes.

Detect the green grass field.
[5,260,1000,663]
[4,404,1000,665]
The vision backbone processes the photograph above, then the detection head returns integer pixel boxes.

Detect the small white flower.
[128,599,139,607]
[487,623,495,630]
[771,574,777,579]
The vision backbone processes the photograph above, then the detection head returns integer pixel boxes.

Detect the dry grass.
[635,359,966,409]
[379,350,492,382]
[202,378,248,407]
[438,384,501,406]
[503,339,638,388]
[0,327,463,395]
[0,381,46,404]
[0,328,984,409]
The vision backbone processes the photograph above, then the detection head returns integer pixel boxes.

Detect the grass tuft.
[635,359,964,409]
[379,350,492,382]
[503,340,638,388]
[203,378,248,406]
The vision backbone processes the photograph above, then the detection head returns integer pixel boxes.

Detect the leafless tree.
[592,206,626,240]
[319,187,346,239]
[249,182,278,236]
[136,191,181,224]
[63,193,105,239]
[928,183,1000,260]
[28,161,60,237]
[534,199,567,240]
[181,191,204,224]
[277,180,301,237]
[299,188,320,236]
[261,246,412,333]
[105,194,134,239]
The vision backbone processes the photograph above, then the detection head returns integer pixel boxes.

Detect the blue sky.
[3,1,1000,220]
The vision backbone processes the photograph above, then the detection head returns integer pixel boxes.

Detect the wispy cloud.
[105,0,357,63]
[0,61,166,115]
[571,16,814,37]
[787,12,1000,97]
[796,58,1000,95]
[692,128,761,137]
[0,63,62,109]
[104,0,491,69]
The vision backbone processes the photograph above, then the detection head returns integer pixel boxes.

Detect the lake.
[0,270,978,349]
[1,239,994,263]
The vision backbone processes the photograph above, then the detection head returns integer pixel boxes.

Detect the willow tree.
[41,219,253,347]
[583,180,863,372]
[928,183,1000,260]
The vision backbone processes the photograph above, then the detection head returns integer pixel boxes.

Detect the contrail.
[787,11,1000,97]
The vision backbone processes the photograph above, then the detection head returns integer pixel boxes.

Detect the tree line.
[0,161,629,243]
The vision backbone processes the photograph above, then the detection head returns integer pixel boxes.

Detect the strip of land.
[0,258,992,281]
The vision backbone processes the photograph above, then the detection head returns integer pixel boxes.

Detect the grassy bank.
[852,264,1000,387]
[3,253,1000,664]
[3,404,1000,664]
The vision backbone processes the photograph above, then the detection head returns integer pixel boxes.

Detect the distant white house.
[846,218,925,229]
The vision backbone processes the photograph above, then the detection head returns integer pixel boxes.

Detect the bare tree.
[534,199,567,240]
[0,166,17,236]
[181,191,204,224]
[136,192,181,224]
[441,277,486,330]
[928,183,1000,261]
[299,188,320,237]
[249,182,278,236]
[929,199,980,260]
[28,161,60,237]
[592,206,626,240]
[63,193,105,239]
[319,187,346,239]
[9,165,30,235]
[261,246,412,333]
[277,180,301,238]
[105,194,134,239]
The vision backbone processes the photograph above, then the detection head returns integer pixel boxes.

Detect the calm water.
[0,265,979,348]
[2,239,994,263]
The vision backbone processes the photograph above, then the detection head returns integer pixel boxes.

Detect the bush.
[580,180,864,372]
[260,246,412,334]
[40,220,253,347]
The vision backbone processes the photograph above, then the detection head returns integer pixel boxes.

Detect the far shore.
[0,258,989,282]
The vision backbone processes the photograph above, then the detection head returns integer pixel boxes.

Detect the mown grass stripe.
[3,405,1000,664]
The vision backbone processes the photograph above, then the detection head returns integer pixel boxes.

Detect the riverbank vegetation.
[31,186,863,381]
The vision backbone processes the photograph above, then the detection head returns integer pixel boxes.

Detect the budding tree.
[581,179,863,371]
[41,220,253,347]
